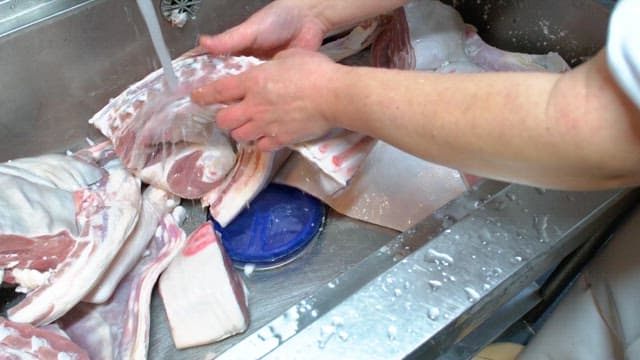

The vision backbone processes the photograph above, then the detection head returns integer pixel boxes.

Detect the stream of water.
[136,0,179,91]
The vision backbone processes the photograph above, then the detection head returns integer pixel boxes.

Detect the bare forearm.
[328,51,640,190]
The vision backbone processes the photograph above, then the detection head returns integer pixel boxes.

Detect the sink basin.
[0,1,634,359]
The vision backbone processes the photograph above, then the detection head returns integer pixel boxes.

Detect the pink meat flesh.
[60,211,186,359]
[89,55,262,200]
[0,144,141,325]
[158,221,249,349]
[0,317,89,359]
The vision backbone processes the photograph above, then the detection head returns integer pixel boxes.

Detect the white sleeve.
[606,0,640,109]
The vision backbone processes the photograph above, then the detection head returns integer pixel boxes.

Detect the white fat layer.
[171,206,187,225]
[0,154,105,237]
[12,268,51,290]
[160,234,247,348]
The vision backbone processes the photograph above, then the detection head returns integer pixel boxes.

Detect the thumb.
[199,26,256,56]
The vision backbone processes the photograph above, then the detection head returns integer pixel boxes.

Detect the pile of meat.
[0,1,569,357]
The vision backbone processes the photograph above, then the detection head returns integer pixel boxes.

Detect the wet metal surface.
[223,185,636,360]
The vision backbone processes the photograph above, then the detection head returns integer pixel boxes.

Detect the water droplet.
[327,281,336,288]
[387,325,398,341]
[428,280,443,291]
[428,306,441,321]
[394,288,403,297]
[338,331,349,342]
[317,325,336,349]
[535,187,547,195]
[533,214,550,242]
[425,249,454,266]
[464,287,481,303]
[311,310,318,317]
[505,192,518,201]
[511,256,523,263]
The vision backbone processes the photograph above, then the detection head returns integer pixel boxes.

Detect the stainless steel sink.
[1,1,634,359]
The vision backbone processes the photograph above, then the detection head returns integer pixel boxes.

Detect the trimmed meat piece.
[158,221,249,349]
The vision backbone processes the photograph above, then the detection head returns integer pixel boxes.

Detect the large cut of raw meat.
[60,209,186,359]
[0,142,141,325]
[89,52,376,227]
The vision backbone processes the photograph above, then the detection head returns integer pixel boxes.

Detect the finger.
[230,122,263,143]
[215,104,249,131]
[199,26,255,56]
[191,75,246,105]
[256,136,283,152]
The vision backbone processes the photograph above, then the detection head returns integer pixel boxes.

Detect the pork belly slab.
[60,210,186,360]
[0,143,141,325]
[84,186,180,304]
[0,316,89,359]
[159,221,249,349]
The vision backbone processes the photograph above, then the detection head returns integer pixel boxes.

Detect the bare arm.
[330,50,640,190]
[194,48,640,190]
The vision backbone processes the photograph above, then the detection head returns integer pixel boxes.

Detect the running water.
[136,0,179,91]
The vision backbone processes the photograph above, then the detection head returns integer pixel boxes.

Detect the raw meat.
[0,142,141,325]
[89,55,262,200]
[84,186,180,303]
[371,0,569,73]
[292,129,377,188]
[0,316,89,359]
[158,221,249,349]
[60,209,186,359]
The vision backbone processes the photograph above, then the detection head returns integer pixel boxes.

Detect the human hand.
[199,1,330,58]
[191,49,341,151]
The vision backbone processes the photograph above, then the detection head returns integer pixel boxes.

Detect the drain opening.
[160,0,201,27]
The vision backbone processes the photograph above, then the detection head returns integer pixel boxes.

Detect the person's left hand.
[191,49,341,151]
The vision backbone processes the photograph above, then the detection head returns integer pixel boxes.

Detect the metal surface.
[227,186,637,360]
[148,205,399,359]
[444,0,613,66]
[0,0,269,162]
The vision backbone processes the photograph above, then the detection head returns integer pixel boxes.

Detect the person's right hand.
[199,1,330,59]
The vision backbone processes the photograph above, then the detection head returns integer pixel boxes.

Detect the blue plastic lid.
[208,183,325,268]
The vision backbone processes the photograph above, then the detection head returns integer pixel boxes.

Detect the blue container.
[209,183,325,270]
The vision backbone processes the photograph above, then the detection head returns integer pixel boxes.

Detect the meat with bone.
[90,51,375,228]
[60,210,186,359]
[83,186,180,304]
[158,221,249,349]
[0,143,141,325]
[89,55,261,200]
[0,316,89,359]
